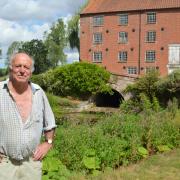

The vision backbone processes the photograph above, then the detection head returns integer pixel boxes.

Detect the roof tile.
[81,0,180,15]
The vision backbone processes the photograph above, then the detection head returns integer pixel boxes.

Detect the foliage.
[157,70,180,105]
[19,39,50,74]
[67,0,89,56]
[31,71,53,91]
[82,149,101,175]
[90,149,180,180]
[44,18,67,67]
[42,149,71,180]
[137,147,149,158]
[120,93,161,114]
[67,14,80,54]
[51,107,179,174]
[0,68,8,77]
[41,93,180,178]
[124,70,160,102]
[43,62,112,99]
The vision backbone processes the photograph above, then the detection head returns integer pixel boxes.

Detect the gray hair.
[9,52,35,72]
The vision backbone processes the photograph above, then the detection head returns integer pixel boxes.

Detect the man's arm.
[44,128,56,143]
[33,128,55,161]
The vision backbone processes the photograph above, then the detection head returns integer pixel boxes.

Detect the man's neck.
[8,80,29,95]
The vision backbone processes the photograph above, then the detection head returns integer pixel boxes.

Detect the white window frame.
[168,44,180,65]
[127,67,137,74]
[146,50,156,62]
[118,51,127,62]
[93,33,102,44]
[119,14,128,25]
[119,32,128,43]
[93,52,102,62]
[147,12,156,24]
[146,31,156,42]
[93,16,104,26]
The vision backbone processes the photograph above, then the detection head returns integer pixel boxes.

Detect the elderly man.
[0,53,56,179]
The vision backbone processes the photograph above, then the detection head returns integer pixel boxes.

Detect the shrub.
[124,70,160,102]
[157,69,180,105]
[31,69,54,91]
[45,62,111,99]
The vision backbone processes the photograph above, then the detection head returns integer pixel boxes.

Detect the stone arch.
[94,89,124,107]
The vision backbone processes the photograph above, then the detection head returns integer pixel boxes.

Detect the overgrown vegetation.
[31,62,112,99]
[42,95,179,179]
[40,69,180,179]
[122,70,180,113]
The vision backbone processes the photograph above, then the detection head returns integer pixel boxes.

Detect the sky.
[0,0,87,68]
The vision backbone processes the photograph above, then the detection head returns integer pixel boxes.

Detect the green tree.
[19,39,50,74]
[6,41,23,65]
[0,68,8,77]
[67,1,88,57]
[67,14,80,54]
[44,18,67,67]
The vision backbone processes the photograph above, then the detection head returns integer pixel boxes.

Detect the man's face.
[10,54,33,83]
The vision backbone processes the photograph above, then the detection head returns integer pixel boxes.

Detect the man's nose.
[19,66,26,72]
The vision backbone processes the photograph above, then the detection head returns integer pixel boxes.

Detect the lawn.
[72,148,180,180]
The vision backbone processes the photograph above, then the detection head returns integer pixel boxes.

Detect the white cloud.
[0,0,86,22]
[0,18,49,45]
[0,0,87,67]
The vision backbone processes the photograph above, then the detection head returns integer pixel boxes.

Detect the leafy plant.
[82,149,101,175]
[156,145,171,152]
[42,149,71,179]
[137,147,149,158]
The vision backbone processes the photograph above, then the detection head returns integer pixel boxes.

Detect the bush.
[124,70,160,102]
[157,69,180,105]
[31,62,111,99]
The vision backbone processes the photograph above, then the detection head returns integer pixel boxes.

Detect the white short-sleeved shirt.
[0,80,56,160]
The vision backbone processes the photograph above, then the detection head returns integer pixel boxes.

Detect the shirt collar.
[1,79,40,94]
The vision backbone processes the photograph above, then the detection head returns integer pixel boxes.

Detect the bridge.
[108,74,136,100]
[93,74,136,107]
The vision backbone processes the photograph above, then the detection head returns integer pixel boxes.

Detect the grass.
[70,149,180,180]
[87,148,180,180]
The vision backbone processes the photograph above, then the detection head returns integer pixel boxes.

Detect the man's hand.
[33,142,52,161]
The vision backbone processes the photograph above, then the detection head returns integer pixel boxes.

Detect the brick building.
[80,0,180,77]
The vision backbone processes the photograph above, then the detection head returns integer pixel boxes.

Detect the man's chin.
[15,77,29,83]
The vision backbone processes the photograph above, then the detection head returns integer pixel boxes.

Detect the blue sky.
[0,0,87,68]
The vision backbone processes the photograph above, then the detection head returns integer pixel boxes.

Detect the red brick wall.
[80,9,180,77]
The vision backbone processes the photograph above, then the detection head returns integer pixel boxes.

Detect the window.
[168,44,180,65]
[146,51,156,62]
[119,51,127,62]
[93,16,104,26]
[119,32,128,43]
[146,31,156,42]
[93,33,102,44]
[147,12,156,24]
[93,52,102,62]
[127,67,137,74]
[119,14,128,25]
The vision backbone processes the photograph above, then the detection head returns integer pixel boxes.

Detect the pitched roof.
[81,0,180,15]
